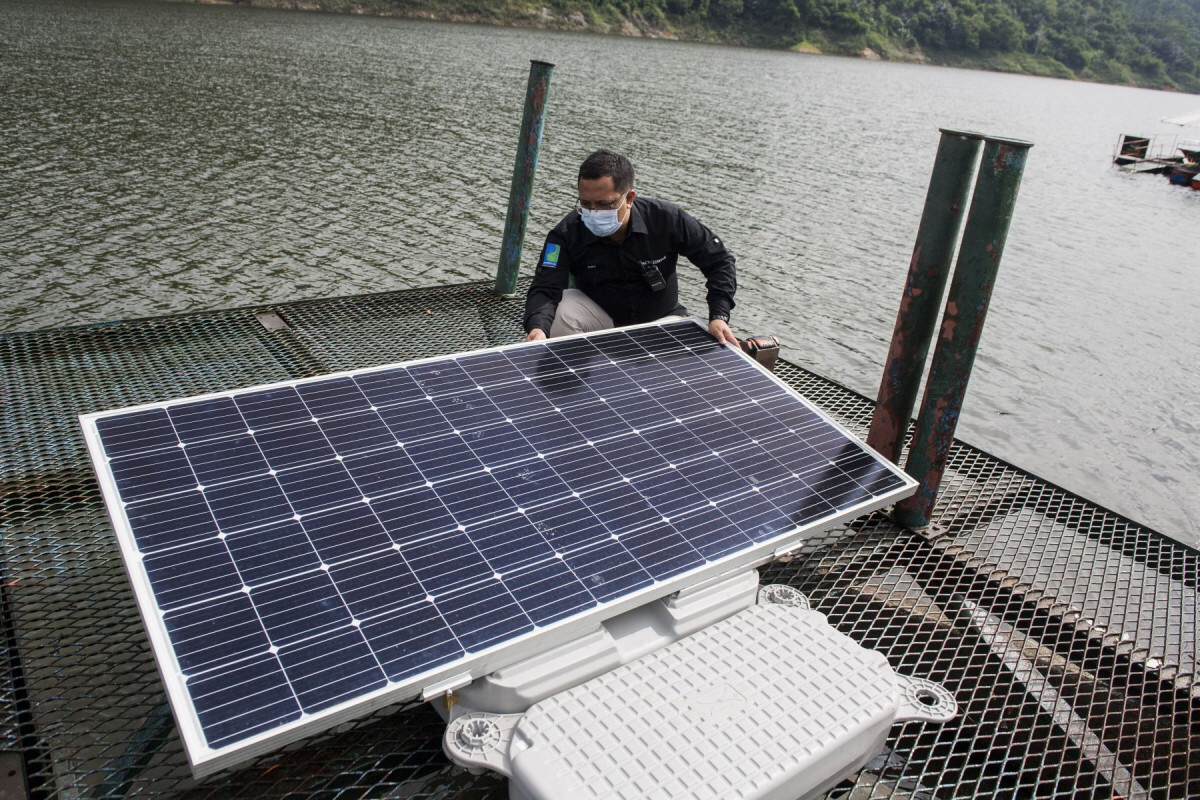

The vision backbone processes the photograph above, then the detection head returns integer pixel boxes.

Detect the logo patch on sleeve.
[541,243,561,267]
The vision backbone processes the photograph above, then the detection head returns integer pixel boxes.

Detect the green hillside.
[212,0,1200,91]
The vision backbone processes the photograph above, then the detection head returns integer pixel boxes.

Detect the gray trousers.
[548,289,683,337]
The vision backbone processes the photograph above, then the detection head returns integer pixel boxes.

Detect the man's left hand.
[709,318,738,347]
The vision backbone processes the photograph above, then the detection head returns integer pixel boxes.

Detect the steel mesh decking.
[1,281,1195,800]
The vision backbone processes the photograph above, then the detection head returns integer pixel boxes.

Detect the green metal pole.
[894,135,1034,530]
[867,129,984,464]
[494,60,554,298]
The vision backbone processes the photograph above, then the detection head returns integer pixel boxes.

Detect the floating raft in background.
[1,280,1197,799]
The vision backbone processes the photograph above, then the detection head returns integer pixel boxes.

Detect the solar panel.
[79,319,916,777]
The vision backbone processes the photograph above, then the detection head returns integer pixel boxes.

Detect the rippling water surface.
[3,0,1198,542]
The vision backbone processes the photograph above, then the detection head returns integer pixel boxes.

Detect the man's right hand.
[525,329,547,342]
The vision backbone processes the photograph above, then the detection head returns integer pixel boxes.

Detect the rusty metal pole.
[893,135,1033,530]
[494,60,554,297]
[867,129,984,464]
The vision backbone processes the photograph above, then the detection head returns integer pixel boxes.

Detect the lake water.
[3,0,1198,544]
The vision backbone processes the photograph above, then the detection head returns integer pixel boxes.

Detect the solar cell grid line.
[79,318,916,778]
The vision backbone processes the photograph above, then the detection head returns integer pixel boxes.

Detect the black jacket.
[523,197,736,334]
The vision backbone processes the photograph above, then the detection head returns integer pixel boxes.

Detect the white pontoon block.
[443,597,956,800]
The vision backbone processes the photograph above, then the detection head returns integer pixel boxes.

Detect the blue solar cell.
[371,487,456,546]
[683,411,750,451]
[664,323,720,350]
[203,475,293,533]
[603,391,675,430]
[499,343,558,377]
[620,357,682,392]
[457,351,520,387]
[563,400,633,441]
[296,377,372,418]
[718,489,793,541]
[489,459,573,510]
[503,558,595,626]
[519,413,588,453]
[436,472,517,525]
[225,522,320,587]
[675,456,753,501]
[436,580,532,652]
[408,360,476,396]
[719,443,792,486]
[403,531,493,595]
[627,325,689,353]
[353,367,422,407]
[109,447,196,502]
[638,421,712,463]
[273,460,362,515]
[185,434,269,485]
[330,549,424,620]
[375,398,454,443]
[525,498,609,552]
[468,515,556,572]
[254,421,336,470]
[277,629,387,713]
[542,447,622,493]
[169,398,247,444]
[360,603,462,682]
[581,482,659,535]
[125,491,219,553]
[482,379,556,420]
[597,432,671,477]
[545,338,604,369]
[649,384,713,419]
[96,408,177,457]
[188,654,301,748]
[84,318,913,769]
[724,407,784,441]
[761,479,837,525]
[342,446,424,498]
[618,523,704,579]
[301,503,392,563]
[461,421,539,466]
[437,389,504,431]
[163,593,271,674]
[234,387,310,431]
[531,371,602,407]
[588,330,645,359]
[760,435,827,476]
[561,539,652,602]
[253,572,352,646]
[803,469,872,511]
[403,433,484,479]
[670,504,753,560]
[629,472,708,519]
[580,363,639,398]
[318,411,396,455]
[861,470,908,494]
[143,539,241,611]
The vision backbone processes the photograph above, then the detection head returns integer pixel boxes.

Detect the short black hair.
[579,149,635,193]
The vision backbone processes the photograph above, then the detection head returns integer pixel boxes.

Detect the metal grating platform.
[1,280,1196,799]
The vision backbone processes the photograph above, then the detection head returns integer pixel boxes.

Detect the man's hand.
[708,318,738,347]
[525,328,548,343]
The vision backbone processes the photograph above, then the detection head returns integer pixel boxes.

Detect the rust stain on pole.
[894,136,1033,530]
[867,130,984,464]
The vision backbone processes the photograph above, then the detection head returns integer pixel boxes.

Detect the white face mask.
[580,206,623,237]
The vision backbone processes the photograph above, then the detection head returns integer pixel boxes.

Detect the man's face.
[577,176,633,214]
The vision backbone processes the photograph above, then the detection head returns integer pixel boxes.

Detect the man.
[523,149,738,346]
